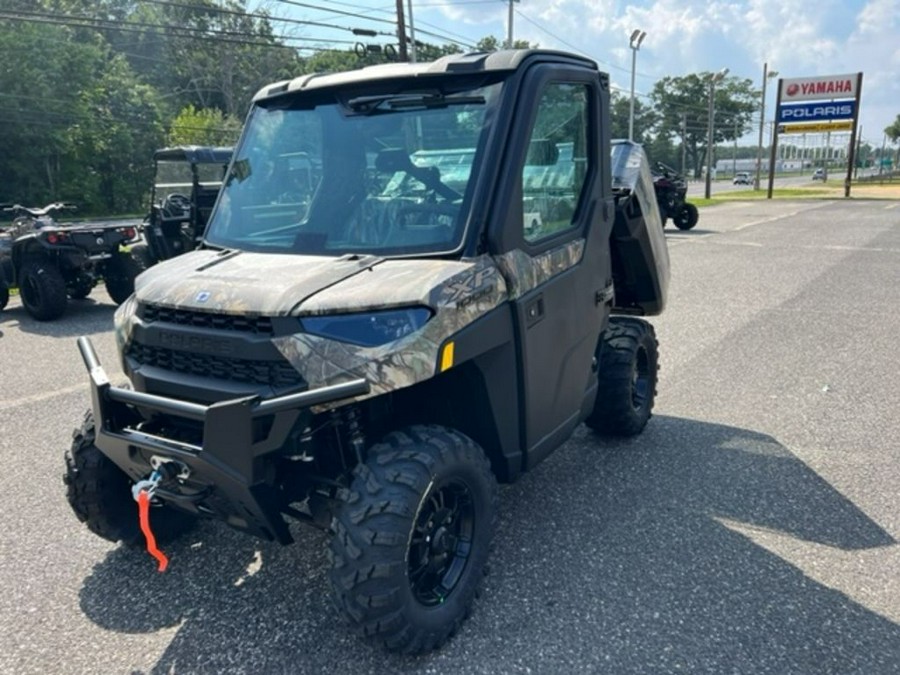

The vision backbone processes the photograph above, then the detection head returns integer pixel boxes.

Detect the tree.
[610,90,656,144]
[650,73,758,177]
[167,105,242,146]
[885,114,900,143]
[476,36,535,51]
[886,114,900,170]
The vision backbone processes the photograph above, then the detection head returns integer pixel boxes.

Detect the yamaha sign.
[780,73,859,102]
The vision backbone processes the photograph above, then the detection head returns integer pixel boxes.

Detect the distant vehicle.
[812,168,827,181]
[140,146,232,264]
[0,203,143,320]
[733,171,752,185]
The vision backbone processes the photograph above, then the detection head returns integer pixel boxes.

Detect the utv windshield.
[205,79,503,256]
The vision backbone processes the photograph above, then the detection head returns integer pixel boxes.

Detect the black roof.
[154,146,233,164]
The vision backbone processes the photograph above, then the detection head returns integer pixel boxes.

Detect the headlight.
[302,307,432,347]
[113,294,138,350]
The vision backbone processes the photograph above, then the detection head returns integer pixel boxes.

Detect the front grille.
[141,303,275,335]
[127,343,304,389]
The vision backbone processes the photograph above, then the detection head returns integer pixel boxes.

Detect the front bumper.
[77,336,369,543]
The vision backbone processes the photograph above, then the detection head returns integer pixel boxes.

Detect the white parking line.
[0,383,86,411]
[732,202,831,232]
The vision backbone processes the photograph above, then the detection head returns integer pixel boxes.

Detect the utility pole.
[681,113,687,177]
[506,0,520,48]
[395,0,408,61]
[406,0,417,62]
[733,119,738,178]
[754,62,777,190]
[705,68,728,199]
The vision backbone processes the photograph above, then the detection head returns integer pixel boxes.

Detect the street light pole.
[754,62,778,190]
[628,29,646,141]
[705,68,729,199]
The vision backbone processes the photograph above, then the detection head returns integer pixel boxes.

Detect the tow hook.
[149,456,190,481]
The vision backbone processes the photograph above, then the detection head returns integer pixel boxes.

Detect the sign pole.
[767,78,783,199]
[844,72,864,198]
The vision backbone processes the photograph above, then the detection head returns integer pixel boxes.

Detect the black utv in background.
[65,50,670,653]
[139,146,232,264]
[0,203,144,320]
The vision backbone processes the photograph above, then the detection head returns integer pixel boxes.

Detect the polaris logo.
[782,104,852,119]
[778,101,856,124]
[196,291,211,303]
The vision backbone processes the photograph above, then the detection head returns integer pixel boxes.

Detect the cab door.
[490,66,614,467]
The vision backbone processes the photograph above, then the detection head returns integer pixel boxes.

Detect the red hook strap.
[137,489,169,572]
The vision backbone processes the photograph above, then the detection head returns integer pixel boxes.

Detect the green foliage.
[886,114,900,144]
[610,90,656,144]
[476,35,536,51]
[167,105,242,146]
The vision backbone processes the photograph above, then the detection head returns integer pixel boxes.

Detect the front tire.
[64,411,195,546]
[104,249,147,304]
[0,282,8,311]
[20,262,67,321]
[586,317,659,436]
[329,425,498,654]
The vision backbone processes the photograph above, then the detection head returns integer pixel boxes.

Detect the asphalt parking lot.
[1,198,899,674]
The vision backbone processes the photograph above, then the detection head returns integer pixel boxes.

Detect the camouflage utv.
[65,50,669,653]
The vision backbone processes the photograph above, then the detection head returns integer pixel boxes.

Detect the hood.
[296,258,485,315]
[135,249,381,315]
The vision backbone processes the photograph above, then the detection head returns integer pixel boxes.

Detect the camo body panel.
[274,256,506,406]
[494,238,585,299]
[122,242,583,408]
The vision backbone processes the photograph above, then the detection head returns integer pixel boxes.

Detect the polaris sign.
[780,73,859,102]
[778,101,856,124]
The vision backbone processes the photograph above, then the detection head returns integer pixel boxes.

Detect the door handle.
[524,294,544,328]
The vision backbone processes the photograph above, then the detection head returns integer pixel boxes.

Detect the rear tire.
[0,282,8,311]
[586,317,659,436]
[64,411,195,546]
[329,425,498,654]
[104,249,147,304]
[20,262,67,321]
[674,203,699,230]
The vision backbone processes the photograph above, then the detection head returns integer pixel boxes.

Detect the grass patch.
[693,184,900,207]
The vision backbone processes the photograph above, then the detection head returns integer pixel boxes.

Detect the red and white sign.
[780,73,859,102]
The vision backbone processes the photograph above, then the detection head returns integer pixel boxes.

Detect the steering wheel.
[395,201,459,232]
[161,193,191,217]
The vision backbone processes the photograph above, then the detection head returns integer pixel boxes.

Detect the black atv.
[0,203,145,320]
[652,161,699,230]
[139,146,232,264]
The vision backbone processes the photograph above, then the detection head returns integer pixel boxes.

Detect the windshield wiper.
[346,93,485,114]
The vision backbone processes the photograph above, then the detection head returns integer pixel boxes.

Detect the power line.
[0,9,371,48]
[271,0,478,49]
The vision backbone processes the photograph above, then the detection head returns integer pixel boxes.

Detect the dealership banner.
[780,73,859,102]
[777,121,854,134]
[778,101,856,124]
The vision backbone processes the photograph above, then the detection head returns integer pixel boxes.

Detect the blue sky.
[262,0,898,149]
